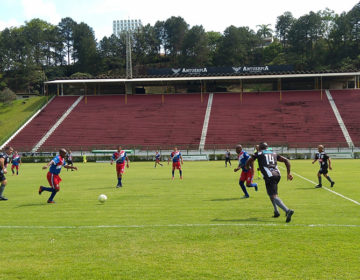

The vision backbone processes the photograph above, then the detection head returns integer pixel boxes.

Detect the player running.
[39,148,77,203]
[312,145,335,188]
[233,144,258,198]
[168,147,183,180]
[11,151,21,175]
[66,150,74,171]
[246,142,294,223]
[111,146,129,188]
[0,146,13,201]
[154,151,163,167]
[225,149,231,167]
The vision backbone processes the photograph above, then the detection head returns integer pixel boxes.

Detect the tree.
[276,12,294,47]
[58,17,77,65]
[181,25,209,66]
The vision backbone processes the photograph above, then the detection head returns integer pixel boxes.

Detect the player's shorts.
[172,161,181,170]
[0,171,6,182]
[11,164,19,170]
[264,175,280,196]
[225,158,231,163]
[155,158,160,163]
[67,160,73,165]
[240,170,254,185]
[47,172,61,191]
[319,167,328,175]
[116,163,126,174]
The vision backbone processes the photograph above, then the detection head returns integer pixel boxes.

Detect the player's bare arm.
[277,155,293,181]
[245,157,254,171]
[312,158,318,164]
[42,160,54,170]
[328,158,332,170]
[65,164,77,171]
[126,156,130,168]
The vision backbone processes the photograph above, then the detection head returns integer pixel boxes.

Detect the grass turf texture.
[0,160,359,279]
[0,96,48,144]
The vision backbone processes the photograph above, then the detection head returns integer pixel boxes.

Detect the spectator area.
[39,94,208,151]
[329,89,360,145]
[8,96,78,152]
[205,91,347,148]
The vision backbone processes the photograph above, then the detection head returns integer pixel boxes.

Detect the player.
[39,148,77,203]
[225,149,231,167]
[312,145,335,188]
[11,151,21,175]
[0,146,13,201]
[246,142,294,223]
[111,145,129,188]
[168,147,183,180]
[254,145,261,179]
[154,151,163,167]
[66,150,74,171]
[233,145,258,198]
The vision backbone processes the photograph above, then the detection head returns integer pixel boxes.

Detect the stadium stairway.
[7,96,79,152]
[205,91,347,149]
[38,94,209,151]
[329,89,360,146]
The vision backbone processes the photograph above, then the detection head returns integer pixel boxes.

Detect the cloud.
[0,19,21,31]
[21,0,61,24]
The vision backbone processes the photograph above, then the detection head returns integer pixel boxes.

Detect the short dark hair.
[259,142,268,150]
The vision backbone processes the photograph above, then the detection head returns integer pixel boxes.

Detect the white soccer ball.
[98,194,107,203]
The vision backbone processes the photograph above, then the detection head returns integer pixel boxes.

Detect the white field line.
[279,166,360,206]
[0,223,359,229]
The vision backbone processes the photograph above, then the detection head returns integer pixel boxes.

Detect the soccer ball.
[98,194,107,203]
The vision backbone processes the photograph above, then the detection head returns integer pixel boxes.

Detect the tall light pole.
[126,30,133,79]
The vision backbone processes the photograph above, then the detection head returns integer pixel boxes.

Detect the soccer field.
[1,160,359,279]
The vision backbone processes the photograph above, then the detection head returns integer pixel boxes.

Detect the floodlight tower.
[126,30,133,79]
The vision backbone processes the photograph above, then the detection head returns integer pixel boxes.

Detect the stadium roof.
[44,70,360,84]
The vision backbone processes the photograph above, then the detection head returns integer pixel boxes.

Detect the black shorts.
[0,172,6,182]
[264,175,280,196]
[319,167,328,175]
[225,158,231,162]
[67,160,73,165]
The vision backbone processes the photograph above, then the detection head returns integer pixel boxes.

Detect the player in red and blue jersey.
[234,144,258,198]
[111,145,129,188]
[11,151,21,175]
[168,147,183,180]
[154,151,163,167]
[39,148,77,203]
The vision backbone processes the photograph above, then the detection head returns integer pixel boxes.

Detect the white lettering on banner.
[181,68,208,73]
[242,66,269,72]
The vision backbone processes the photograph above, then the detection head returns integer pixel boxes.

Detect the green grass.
[0,160,359,279]
[0,96,48,144]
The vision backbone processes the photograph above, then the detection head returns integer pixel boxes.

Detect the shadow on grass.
[209,197,242,202]
[212,217,260,222]
[14,202,47,208]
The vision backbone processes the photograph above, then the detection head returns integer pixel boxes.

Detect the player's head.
[259,142,268,151]
[255,145,259,151]
[4,146,13,155]
[174,147,178,151]
[59,148,67,158]
[318,145,324,152]
[117,145,122,152]
[235,144,242,154]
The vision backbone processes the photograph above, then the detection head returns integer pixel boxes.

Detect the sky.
[0,0,358,40]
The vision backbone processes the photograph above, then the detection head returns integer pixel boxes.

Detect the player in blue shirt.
[11,151,21,175]
[234,144,258,198]
[111,146,129,188]
[154,151,163,167]
[39,148,77,203]
[168,147,183,180]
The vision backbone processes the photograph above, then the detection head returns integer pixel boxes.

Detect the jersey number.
[265,154,275,165]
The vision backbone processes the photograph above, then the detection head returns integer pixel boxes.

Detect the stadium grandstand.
[2,66,360,156]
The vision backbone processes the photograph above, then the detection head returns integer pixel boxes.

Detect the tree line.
[1,2,360,93]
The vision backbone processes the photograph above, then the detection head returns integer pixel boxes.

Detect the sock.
[249,183,257,188]
[179,170,182,177]
[318,176,322,186]
[118,177,122,186]
[42,187,53,192]
[0,184,5,197]
[48,190,57,201]
[12,169,14,174]
[326,176,333,183]
[172,170,175,177]
[271,198,279,214]
[239,181,249,197]
[273,197,289,213]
